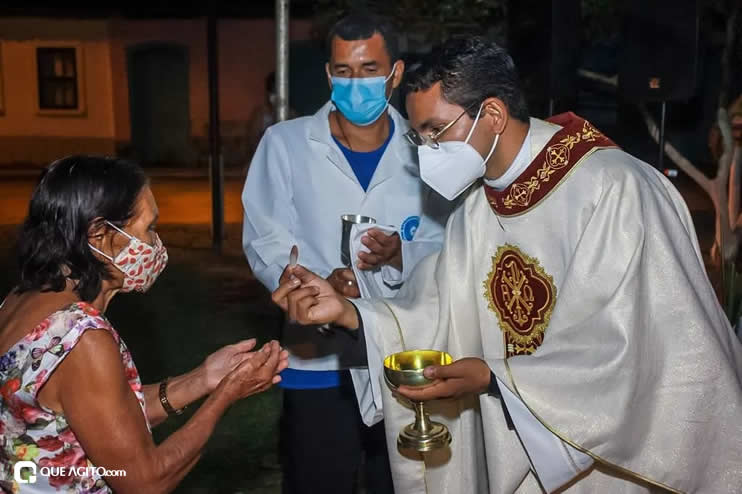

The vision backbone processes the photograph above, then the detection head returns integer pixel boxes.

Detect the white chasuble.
[353,114,742,493]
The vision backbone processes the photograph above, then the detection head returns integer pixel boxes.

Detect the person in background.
[706,93,742,262]
[0,155,288,493]
[245,72,297,175]
[242,12,451,494]
[708,93,742,159]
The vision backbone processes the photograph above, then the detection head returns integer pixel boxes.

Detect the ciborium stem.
[413,401,432,435]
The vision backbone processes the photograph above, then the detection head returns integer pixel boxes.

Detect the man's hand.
[327,268,360,298]
[357,229,402,271]
[272,264,359,329]
[396,358,491,401]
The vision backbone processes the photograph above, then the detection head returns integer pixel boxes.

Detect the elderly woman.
[0,155,288,493]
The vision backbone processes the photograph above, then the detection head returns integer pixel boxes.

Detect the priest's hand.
[357,229,402,271]
[272,264,360,329]
[396,358,491,401]
[327,268,361,298]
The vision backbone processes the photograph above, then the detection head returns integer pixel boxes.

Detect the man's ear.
[482,97,509,135]
[326,62,333,90]
[391,59,405,89]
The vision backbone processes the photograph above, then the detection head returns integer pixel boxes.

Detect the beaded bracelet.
[159,377,186,416]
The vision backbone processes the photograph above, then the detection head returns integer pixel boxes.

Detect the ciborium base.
[398,420,452,452]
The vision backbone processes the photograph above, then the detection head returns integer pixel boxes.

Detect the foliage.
[580,0,620,43]
[312,0,507,48]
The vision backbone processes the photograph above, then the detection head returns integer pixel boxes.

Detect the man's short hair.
[326,13,400,64]
[405,37,529,123]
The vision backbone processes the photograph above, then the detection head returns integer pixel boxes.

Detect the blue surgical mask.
[330,64,397,126]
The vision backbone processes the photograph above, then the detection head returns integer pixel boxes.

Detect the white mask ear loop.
[326,65,334,92]
[105,221,134,240]
[382,62,398,103]
[88,221,133,262]
[484,133,500,165]
[385,62,397,82]
[465,103,500,165]
[89,244,114,262]
[464,103,485,144]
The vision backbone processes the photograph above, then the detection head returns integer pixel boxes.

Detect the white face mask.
[418,103,500,201]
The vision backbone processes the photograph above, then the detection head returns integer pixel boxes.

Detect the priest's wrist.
[472,359,496,395]
[337,298,360,330]
[486,370,500,397]
[484,369,513,430]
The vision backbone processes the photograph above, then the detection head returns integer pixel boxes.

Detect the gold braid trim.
[489,145,614,218]
[503,359,684,494]
[381,300,406,351]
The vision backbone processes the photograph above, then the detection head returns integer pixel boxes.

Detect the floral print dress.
[0,302,149,493]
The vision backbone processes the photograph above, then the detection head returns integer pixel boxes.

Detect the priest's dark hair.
[326,12,400,64]
[15,155,148,302]
[405,37,529,123]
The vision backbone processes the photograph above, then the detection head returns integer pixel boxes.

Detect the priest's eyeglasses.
[404,102,478,149]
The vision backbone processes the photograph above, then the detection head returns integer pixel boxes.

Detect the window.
[37,47,78,110]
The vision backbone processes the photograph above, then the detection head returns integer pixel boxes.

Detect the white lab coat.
[242,101,451,378]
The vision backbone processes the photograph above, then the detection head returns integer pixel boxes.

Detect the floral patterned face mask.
[89,221,169,293]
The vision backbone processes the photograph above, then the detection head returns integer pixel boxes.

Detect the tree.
[639,2,741,265]
[581,1,742,265]
[312,0,507,52]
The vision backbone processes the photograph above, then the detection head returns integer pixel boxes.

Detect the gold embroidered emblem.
[509,182,532,207]
[546,143,570,169]
[484,244,556,358]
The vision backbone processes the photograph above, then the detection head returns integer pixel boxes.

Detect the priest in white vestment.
[272,37,742,493]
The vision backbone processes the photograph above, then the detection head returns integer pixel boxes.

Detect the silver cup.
[341,214,376,267]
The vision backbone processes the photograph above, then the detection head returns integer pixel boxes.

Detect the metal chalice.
[383,350,453,452]
[340,214,376,267]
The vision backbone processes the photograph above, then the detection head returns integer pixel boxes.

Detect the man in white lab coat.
[242,13,450,494]
[272,37,742,493]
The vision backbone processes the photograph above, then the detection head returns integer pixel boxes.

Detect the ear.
[87,217,110,252]
[325,62,333,90]
[390,59,405,89]
[482,97,509,135]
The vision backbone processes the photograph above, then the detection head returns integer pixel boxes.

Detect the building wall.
[108,17,313,166]
[218,18,313,123]
[0,18,116,164]
[107,19,208,145]
[0,16,314,166]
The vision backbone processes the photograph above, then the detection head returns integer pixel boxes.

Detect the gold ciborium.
[383,350,453,452]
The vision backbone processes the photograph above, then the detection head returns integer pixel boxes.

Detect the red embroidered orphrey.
[484,112,617,216]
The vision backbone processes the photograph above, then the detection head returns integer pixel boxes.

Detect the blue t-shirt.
[279,115,395,390]
[333,116,395,191]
